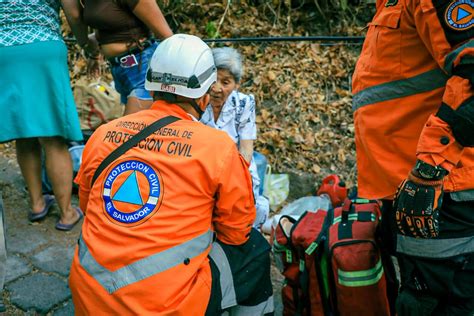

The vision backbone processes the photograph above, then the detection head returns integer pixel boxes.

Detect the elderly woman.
[201,47,269,228]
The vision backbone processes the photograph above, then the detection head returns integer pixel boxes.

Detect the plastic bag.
[261,195,332,234]
[253,152,268,195]
[254,195,270,229]
[263,165,289,209]
[69,145,85,173]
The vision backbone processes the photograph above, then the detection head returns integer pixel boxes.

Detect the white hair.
[212,47,243,83]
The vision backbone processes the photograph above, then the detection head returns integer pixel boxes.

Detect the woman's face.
[209,69,239,108]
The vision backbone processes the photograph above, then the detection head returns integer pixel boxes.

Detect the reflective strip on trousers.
[338,259,384,287]
[226,296,275,316]
[450,189,474,202]
[78,229,213,294]
[397,235,474,258]
[209,242,275,315]
[352,68,449,111]
[209,242,237,309]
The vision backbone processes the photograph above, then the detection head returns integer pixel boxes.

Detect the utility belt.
[107,38,156,68]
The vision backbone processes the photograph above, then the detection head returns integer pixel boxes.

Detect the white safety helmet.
[145,34,217,99]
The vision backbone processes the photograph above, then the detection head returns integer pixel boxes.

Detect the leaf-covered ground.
[62,1,374,190]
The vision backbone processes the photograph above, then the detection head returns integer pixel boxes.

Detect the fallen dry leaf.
[59,1,375,190]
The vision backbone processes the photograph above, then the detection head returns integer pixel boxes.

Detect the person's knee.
[207,236,273,315]
[38,136,68,150]
[217,231,273,304]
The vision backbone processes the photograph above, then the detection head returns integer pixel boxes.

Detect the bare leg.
[123,97,153,115]
[39,136,79,225]
[16,138,45,213]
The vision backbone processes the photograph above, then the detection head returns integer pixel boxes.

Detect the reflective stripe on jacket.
[352,0,474,199]
[69,101,256,315]
[77,230,214,294]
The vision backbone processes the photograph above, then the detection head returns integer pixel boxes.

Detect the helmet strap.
[190,99,204,120]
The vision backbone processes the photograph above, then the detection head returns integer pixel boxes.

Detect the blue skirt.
[0,40,83,142]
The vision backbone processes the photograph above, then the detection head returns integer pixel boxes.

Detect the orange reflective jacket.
[69,101,255,315]
[352,0,473,199]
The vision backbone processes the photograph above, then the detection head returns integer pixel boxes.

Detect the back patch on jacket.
[103,158,163,226]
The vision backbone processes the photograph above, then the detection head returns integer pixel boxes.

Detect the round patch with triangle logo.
[445,0,473,31]
[103,158,163,226]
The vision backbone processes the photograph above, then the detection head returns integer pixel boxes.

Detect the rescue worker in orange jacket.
[69,34,274,315]
[352,0,474,314]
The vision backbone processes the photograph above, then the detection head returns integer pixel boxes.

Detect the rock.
[53,299,74,316]
[5,255,31,283]
[7,274,70,314]
[31,245,75,277]
[6,228,48,255]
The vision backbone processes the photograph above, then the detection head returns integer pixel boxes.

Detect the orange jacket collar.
[150,100,195,120]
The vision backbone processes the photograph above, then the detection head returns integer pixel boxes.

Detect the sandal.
[55,207,84,231]
[28,195,55,222]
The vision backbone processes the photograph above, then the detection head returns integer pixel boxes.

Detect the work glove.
[393,171,444,238]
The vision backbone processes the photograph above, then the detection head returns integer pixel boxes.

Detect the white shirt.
[200,90,257,144]
[201,90,269,227]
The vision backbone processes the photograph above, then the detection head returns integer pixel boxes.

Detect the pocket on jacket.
[360,6,402,76]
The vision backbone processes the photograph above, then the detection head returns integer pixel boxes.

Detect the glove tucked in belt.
[393,160,447,238]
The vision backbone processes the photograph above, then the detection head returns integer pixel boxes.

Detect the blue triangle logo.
[457,7,470,21]
[112,171,143,205]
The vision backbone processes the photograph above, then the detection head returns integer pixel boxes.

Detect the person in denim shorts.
[73,0,173,115]
[110,41,159,108]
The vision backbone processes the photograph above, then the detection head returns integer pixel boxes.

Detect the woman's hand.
[83,35,101,78]
[86,56,101,78]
